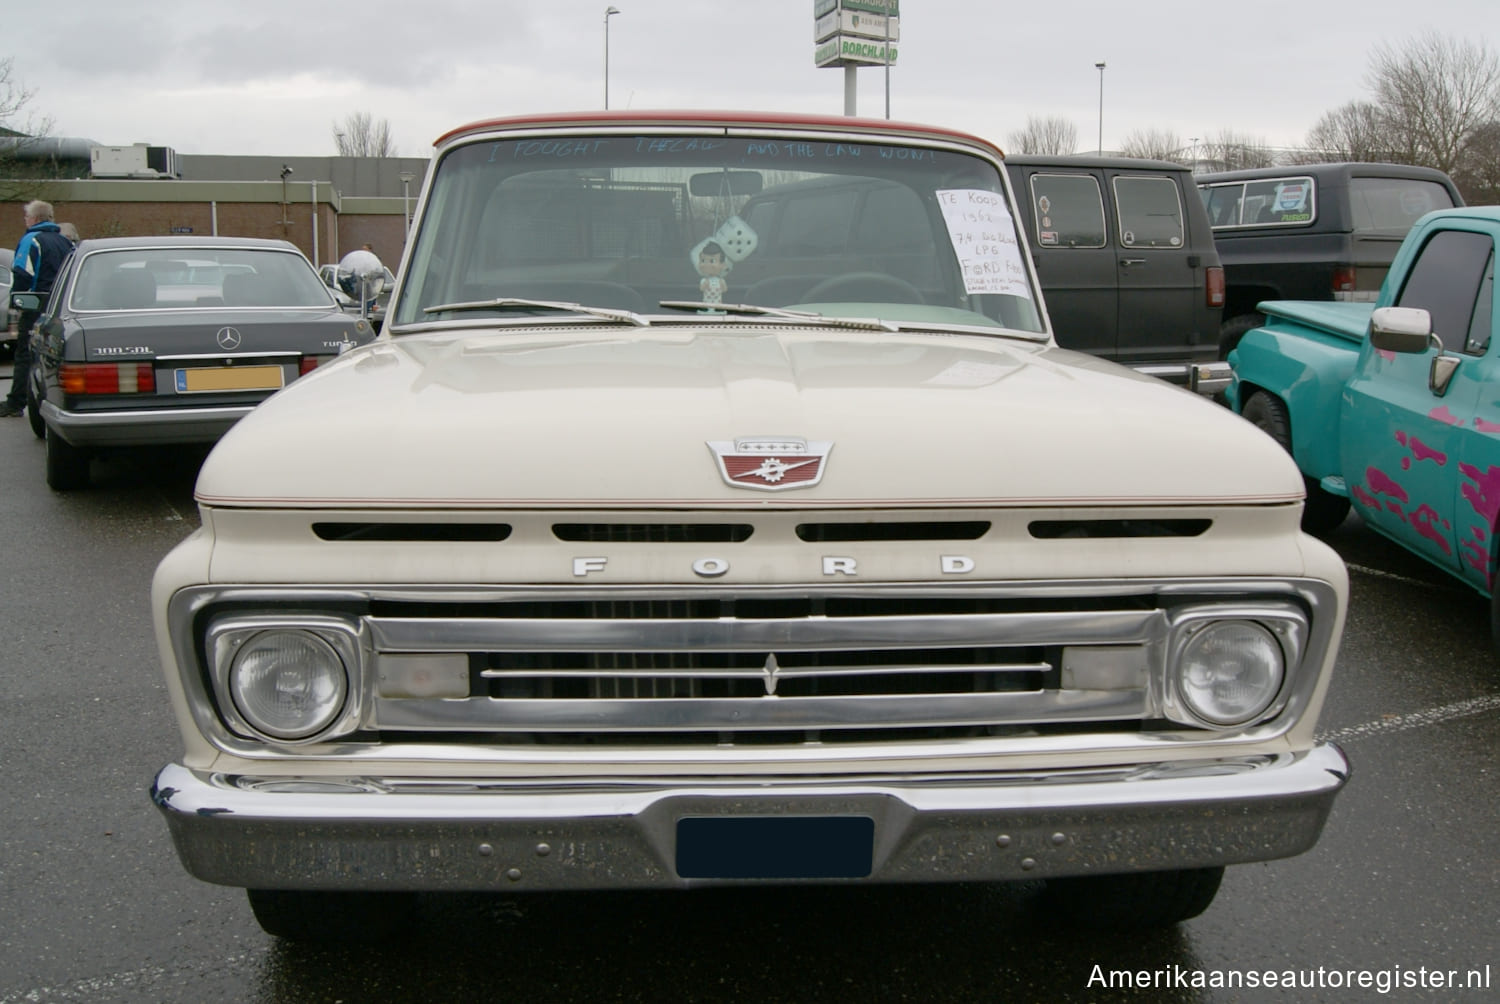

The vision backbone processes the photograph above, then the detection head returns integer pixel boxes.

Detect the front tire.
[1241,390,1350,535]
[1038,866,1225,928]
[44,425,90,491]
[246,889,416,943]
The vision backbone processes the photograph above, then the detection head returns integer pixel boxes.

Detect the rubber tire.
[1038,866,1225,929]
[26,371,44,440]
[44,425,90,491]
[1241,390,1350,535]
[1491,582,1500,660]
[1219,311,1266,359]
[246,889,417,943]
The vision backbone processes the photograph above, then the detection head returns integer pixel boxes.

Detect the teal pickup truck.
[1229,206,1499,643]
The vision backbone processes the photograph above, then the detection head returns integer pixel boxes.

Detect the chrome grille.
[363,596,1164,740]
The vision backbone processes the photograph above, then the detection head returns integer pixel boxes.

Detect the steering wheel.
[802,273,925,304]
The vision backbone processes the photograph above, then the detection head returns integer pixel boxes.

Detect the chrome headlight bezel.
[1164,604,1307,730]
[205,615,365,744]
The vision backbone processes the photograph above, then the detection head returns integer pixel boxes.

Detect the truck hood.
[196,325,1303,508]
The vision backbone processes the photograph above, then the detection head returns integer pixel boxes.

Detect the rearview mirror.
[11,291,46,312]
[690,171,763,197]
[1369,306,1432,354]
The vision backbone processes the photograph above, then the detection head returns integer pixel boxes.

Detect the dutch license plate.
[675,816,874,879]
[175,365,284,393]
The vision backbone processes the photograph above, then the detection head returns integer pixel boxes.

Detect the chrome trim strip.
[366,609,1164,652]
[154,352,302,362]
[372,689,1148,732]
[476,659,1054,680]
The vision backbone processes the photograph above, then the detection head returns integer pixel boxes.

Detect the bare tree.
[1119,128,1185,163]
[1199,129,1274,172]
[1004,116,1078,155]
[1295,100,1399,163]
[0,57,56,197]
[333,112,398,157]
[1367,32,1500,176]
[1451,120,1500,204]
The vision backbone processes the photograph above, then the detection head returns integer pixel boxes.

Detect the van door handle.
[1120,258,1146,267]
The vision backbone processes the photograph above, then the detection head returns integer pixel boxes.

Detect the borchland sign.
[814,0,899,68]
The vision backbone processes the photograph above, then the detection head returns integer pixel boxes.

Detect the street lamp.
[399,171,415,233]
[1095,62,1106,155]
[604,6,621,109]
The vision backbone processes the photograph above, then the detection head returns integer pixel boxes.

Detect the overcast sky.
[11,0,1497,160]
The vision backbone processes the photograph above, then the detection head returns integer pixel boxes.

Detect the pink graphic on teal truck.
[1228,206,1500,629]
[1460,463,1500,583]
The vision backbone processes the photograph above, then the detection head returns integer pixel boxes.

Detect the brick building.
[1,143,429,272]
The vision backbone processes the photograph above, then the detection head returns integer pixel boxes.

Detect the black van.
[1004,155,1227,394]
[1197,162,1464,355]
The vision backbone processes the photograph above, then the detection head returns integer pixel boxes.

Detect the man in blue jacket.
[3,200,73,418]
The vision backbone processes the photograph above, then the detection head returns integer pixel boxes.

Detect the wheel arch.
[1231,329,1354,483]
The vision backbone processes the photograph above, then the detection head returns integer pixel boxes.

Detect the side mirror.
[10,291,47,312]
[1369,306,1432,354]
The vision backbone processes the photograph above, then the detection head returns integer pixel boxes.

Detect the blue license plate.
[676,816,874,879]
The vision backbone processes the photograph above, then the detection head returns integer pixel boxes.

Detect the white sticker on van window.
[1275,183,1309,211]
[936,190,1032,299]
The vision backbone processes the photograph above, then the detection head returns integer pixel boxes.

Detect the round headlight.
[1177,620,1285,727]
[229,630,348,740]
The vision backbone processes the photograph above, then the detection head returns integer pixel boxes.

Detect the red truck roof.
[434,109,1005,157]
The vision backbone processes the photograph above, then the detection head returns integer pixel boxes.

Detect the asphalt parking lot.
[0,361,1496,1003]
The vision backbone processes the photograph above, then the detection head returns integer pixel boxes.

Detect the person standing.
[4,201,73,418]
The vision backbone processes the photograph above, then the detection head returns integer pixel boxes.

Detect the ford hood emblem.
[707,437,832,491]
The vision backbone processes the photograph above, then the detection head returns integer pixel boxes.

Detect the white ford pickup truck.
[149,111,1350,942]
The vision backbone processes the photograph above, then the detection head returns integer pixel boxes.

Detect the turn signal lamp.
[60,362,156,394]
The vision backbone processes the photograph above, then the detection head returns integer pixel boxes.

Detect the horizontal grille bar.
[373,689,1148,732]
[477,660,1053,680]
[366,609,1164,653]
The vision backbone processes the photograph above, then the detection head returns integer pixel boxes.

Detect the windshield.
[71,247,335,311]
[392,132,1044,334]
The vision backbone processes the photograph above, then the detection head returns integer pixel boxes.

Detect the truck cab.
[1230,206,1500,642]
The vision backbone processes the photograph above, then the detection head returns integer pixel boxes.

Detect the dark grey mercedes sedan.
[12,236,376,489]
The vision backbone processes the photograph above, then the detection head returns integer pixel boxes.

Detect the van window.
[1026,173,1105,248]
[1201,184,1243,227]
[1349,178,1457,235]
[1202,176,1316,228]
[1114,176,1184,248]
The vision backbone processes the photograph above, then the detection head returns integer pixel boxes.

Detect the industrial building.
[0,135,428,272]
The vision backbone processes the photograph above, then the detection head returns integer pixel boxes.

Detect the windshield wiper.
[657,300,899,332]
[424,297,651,327]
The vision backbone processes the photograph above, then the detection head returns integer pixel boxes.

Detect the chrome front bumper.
[152,744,1347,891]
[1133,360,1233,396]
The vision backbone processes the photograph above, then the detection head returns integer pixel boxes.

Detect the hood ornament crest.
[708,437,832,491]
